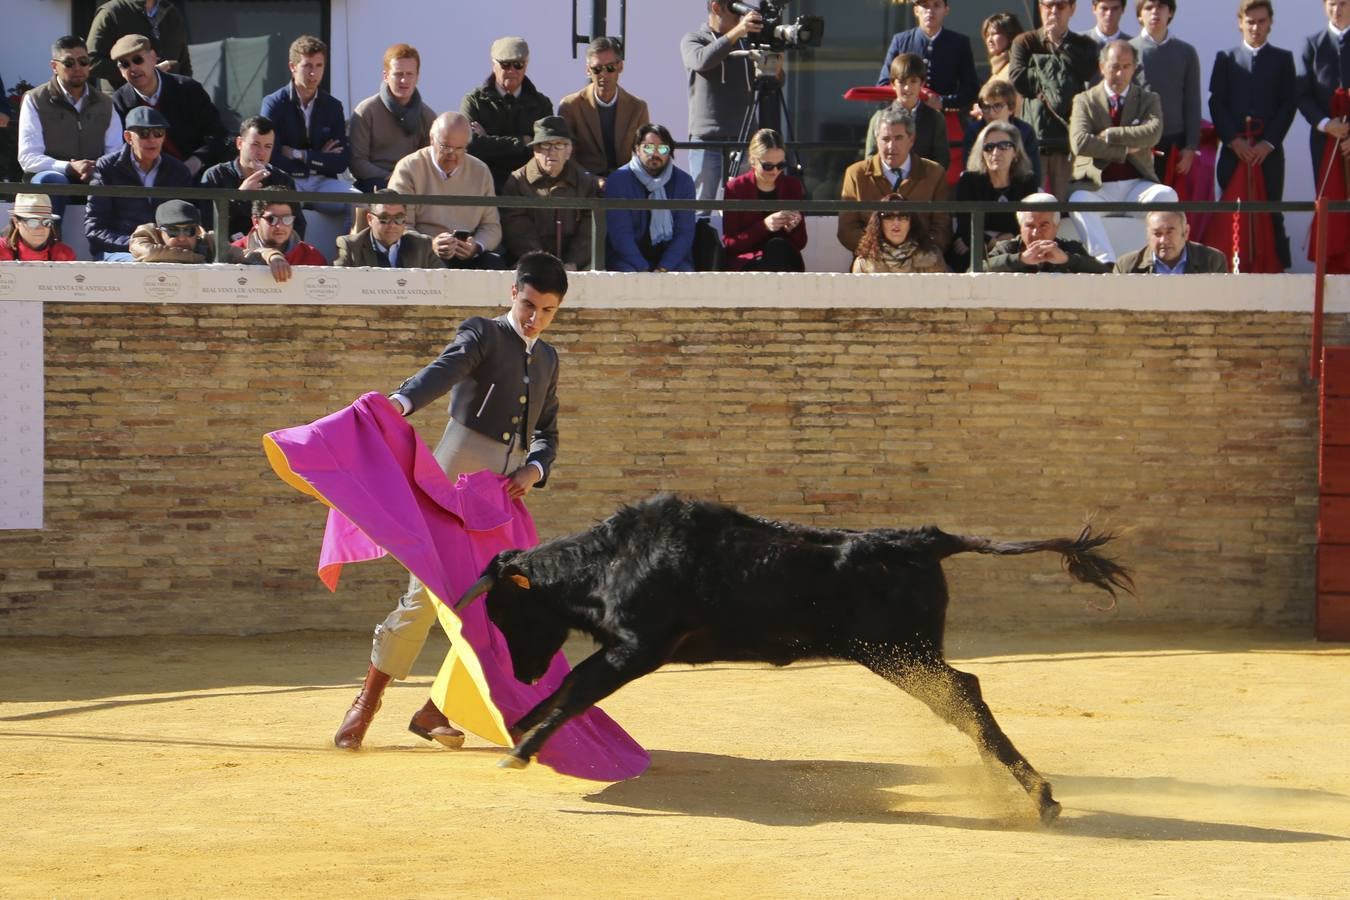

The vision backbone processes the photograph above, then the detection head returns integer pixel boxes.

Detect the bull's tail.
[936,525,1134,608]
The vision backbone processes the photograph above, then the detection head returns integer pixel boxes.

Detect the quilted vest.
[30,77,115,164]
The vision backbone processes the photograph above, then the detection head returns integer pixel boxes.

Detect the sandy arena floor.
[1,626,1348,898]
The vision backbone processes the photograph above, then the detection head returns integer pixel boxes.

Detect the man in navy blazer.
[260,35,359,211]
[1296,0,1350,176]
[1210,0,1297,267]
[875,0,978,116]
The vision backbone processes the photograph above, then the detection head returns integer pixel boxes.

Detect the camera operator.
[680,1,783,212]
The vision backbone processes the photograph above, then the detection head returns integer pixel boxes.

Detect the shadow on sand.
[576,749,1349,842]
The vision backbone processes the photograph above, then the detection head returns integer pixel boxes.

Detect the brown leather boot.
[334,665,392,750]
[408,698,465,749]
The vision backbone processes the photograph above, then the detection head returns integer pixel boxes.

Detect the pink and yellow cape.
[263,391,649,781]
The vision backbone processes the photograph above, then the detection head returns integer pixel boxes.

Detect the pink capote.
[263,391,649,781]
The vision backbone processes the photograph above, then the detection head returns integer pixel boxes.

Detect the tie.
[892,167,905,184]
[1108,94,1124,125]
[372,243,391,267]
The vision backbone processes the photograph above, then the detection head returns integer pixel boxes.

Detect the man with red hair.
[349,44,437,192]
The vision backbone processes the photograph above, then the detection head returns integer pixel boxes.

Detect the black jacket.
[397,314,560,485]
[199,159,306,239]
[113,73,227,173]
[85,145,194,255]
[459,76,554,191]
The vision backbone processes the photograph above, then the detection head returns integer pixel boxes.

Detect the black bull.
[456,495,1133,823]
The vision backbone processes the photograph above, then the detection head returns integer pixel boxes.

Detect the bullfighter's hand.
[506,465,540,499]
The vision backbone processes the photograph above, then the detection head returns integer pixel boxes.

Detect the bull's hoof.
[498,755,530,770]
[1039,800,1062,826]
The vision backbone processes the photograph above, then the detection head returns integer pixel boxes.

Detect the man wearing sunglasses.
[502,116,600,270]
[557,36,651,178]
[232,189,327,277]
[88,0,191,89]
[109,33,226,179]
[86,105,193,261]
[335,189,441,269]
[460,36,555,192]
[18,35,122,219]
[129,199,287,277]
[604,123,696,272]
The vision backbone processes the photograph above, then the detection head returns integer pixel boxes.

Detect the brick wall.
[2,296,1345,635]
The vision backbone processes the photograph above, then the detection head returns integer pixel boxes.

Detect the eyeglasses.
[54,55,93,68]
[589,63,620,74]
[160,225,198,238]
[496,60,526,70]
[757,160,788,171]
[433,143,466,155]
[15,216,55,228]
[639,143,671,156]
[535,142,570,154]
[372,213,407,225]
[878,212,910,222]
[983,140,1016,153]
[260,214,296,226]
[979,102,1007,113]
[130,127,167,139]
[116,54,146,69]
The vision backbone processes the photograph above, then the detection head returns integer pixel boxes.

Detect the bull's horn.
[454,574,495,611]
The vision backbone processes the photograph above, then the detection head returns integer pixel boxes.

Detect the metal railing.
[4,181,1348,377]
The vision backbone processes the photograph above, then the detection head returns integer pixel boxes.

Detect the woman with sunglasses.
[604,123,696,272]
[851,194,946,274]
[0,194,76,261]
[949,120,1039,271]
[721,128,807,272]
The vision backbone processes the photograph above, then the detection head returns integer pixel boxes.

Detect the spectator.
[1209,0,1297,269]
[335,190,441,268]
[1068,40,1176,263]
[722,127,806,272]
[388,111,504,270]
[1009,0,1099,200]
[461,36,554,193]
[85,105,192,260]
[951,121,1040,271]
[1087,0,1133,48]
[864,54,951,171]
[232,190,327,278]
[985,193,1110,272]
[876,0,980,131]
[681,1,768,206]
[501,116,599,270]
[978,13,1026,109]
[88,0,191,87]
[839,108,951,258]
[556,36,651,178]
[604,123,696,272]
[109,34,225,179]
[18,35,122,219]
[0,194,77,261]
[851,194,947,273]
[960,79,1041,187]
[129,199,271,267]
[1115,209,1229,273]
[1296,0,1350,179]
[1130,0,1202,182]
[200,115,306,241]
[349,43,436,192]
[260,35,359,213]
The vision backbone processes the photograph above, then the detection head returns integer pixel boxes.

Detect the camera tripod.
[726,49,799,180]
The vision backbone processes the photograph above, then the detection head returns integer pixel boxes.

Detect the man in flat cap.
[500,116,600,269]
[460,36,555,191]
[88,0,192,88]
[109,33,226,178]
[86,105,194,260]
[129,198,281,272]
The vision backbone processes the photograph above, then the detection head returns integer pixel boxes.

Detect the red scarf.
[1309,88,1350,273]
[1200,120,1280,273]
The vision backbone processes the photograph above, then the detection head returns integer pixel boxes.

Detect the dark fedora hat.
[528,116,573,146]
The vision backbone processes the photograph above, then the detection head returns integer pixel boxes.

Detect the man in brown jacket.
[335,191,441,268]
[1114,210,1228,274]
[501,117,599,270]
[130,199,290,281]
[556,36,650,178]
[838,107,951,257]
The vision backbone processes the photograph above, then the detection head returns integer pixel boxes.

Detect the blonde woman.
[851,194,946,273]
[950,120,1039,270]
[722,128,807,271]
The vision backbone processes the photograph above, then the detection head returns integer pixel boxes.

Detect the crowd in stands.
[4,0,1349,277]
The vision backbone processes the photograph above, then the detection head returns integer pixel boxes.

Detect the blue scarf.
[624,154,674,245]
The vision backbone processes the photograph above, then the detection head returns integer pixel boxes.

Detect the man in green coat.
[459,36,554,192]
[88,0,192,88]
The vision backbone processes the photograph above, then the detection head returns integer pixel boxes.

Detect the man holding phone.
[389,110,506,269]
